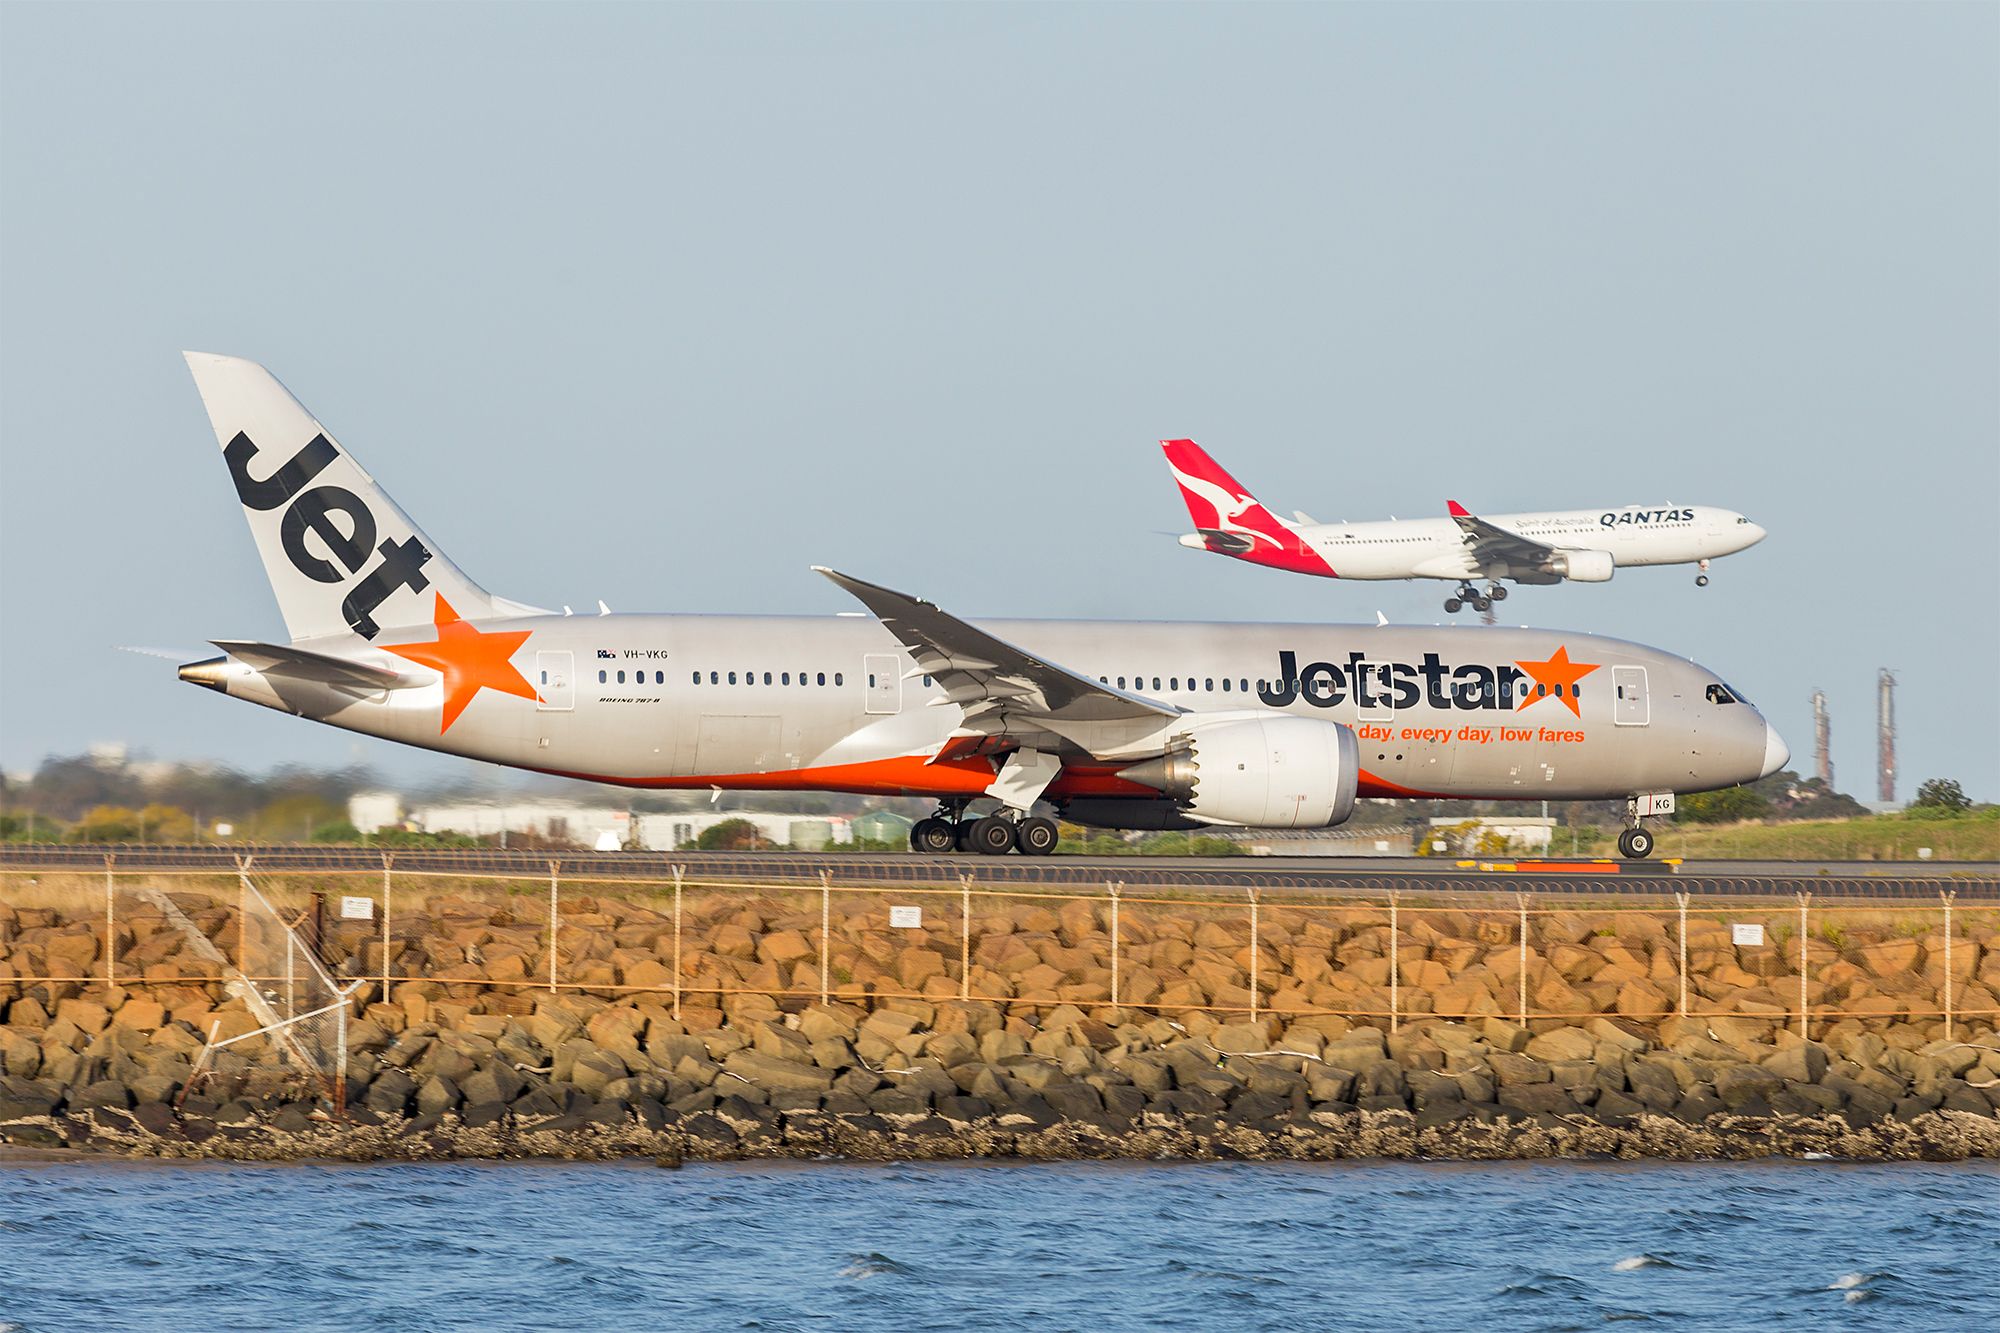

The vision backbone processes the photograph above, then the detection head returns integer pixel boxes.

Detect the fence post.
[1108,882,1122,1013]
[817,869,833,1006]
[1674,890,1690,1017]
[236,853,250,973]
[1796,891,1811,1041]
[671,865,684,1021]
[103,853,115,988]
[548,859,561,993]
[1941,888,1956,1040]
[1517,892,1530,1026]
[1388,891,1400,1034]
[960,873,974,1002]
[1247,887,1260,1027]
[335,996,349,1118]
[380,853,393,1007]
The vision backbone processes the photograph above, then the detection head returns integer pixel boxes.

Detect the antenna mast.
[1876,669,1897,804]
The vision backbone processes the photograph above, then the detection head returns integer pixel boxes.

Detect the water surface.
[2,1158,1995,1331]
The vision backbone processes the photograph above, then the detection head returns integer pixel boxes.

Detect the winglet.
[1447,500,1471,518]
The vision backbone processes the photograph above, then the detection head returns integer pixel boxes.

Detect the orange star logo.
[384,594,540,732]
[1514,644,1599,719]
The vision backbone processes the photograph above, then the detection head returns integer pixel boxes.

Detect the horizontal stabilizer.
[210,640,422,691]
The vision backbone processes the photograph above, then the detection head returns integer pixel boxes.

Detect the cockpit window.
[1705,683,1740,705]
[1736,516,1751,524]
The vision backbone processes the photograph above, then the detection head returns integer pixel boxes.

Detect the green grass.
[1562,811,1998,863]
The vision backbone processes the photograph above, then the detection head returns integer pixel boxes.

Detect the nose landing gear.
[1696,558,1710,588]
[1616,825,1655,859]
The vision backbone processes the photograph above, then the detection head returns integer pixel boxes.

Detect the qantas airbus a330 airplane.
[172,354,1785,859]
[1164,439,1767,613]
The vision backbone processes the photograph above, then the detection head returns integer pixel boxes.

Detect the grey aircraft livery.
[172,354,1788,859]
[1163,439,1767,613]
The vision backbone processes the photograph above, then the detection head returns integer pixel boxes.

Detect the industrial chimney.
[1811,689,1832,788]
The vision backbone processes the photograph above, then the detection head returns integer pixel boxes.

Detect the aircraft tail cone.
[179,655,231,693]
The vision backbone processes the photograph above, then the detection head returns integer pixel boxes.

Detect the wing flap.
[1445,502,1557,566]
[813,569,1179,751]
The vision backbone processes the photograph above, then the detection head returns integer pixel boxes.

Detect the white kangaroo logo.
[1167,461,1284,552]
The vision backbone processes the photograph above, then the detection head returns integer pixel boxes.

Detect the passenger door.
[535,651,574,711]
[863,654,901,715]
[1613,665,1650,726]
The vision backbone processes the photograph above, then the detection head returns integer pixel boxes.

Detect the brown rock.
[898,948,946,989]
[1616,979,1669,1018]
[760,930,813,966]
[622,958,673,990]
[1857,938,1921,979]
[113,998,166,1031]
[711,925,756,960]
[1524,1028,1595,1062]
[56,998,110,1035]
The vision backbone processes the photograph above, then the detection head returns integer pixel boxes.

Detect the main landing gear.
[1443,582,1506,614]
[1695,558,1710,588]
[910,803,1060,857]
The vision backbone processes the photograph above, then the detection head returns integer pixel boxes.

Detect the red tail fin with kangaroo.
[1160,439,1334,576]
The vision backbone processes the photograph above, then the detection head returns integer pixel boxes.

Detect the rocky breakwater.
[0,888,1997,1161]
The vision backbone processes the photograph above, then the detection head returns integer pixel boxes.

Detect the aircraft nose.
[1759,721,1790,778]
[1744,521,1768,545]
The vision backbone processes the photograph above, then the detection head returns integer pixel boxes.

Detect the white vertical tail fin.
[184,352,531,642]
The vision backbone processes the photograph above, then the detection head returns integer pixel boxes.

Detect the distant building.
[347,792,403,833]
[346,793,857,850]
[852,811,914,845]
[1426,816,1556,854]
[350,794,630,847]
[634,811,853,851]
[1239,830,1415,858]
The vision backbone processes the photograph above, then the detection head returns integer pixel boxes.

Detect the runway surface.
[3,844,1993,900]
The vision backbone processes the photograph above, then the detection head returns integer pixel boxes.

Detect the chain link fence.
[3,859,1995,1048]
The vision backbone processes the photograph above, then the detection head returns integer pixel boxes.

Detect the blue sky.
[1,3,1994,800]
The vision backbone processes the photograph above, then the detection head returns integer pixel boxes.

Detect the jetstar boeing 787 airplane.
[172,354,1786,859]
[1164,439,1766,613]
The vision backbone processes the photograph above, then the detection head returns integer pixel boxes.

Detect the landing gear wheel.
[955,821,979,854]
[910,817,956,854]
[1617,826,1655,859]
[1487,584,1507,601]
[1444,597,1463,614]
[1472,595,1492,612]
[1695,575,1709,587]
[968,815,1017,856]
[1014,816,1059,856]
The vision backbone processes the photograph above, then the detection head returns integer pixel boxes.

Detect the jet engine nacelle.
[1118,716,1360,829]
[1552,548,1615,582]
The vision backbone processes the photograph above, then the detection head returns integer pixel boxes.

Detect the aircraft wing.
[1445,500,1556,566]
[813,568,1178,757]
[211,640,422,691]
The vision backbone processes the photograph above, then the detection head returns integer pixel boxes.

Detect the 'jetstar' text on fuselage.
[1259,650,1540,710]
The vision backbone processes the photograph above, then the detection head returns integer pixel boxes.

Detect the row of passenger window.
[585,666,1572,701]
[694,669,845,687]
[1098,674,1578,701]
[1102,675,1255,694]
[595,668,852,687]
